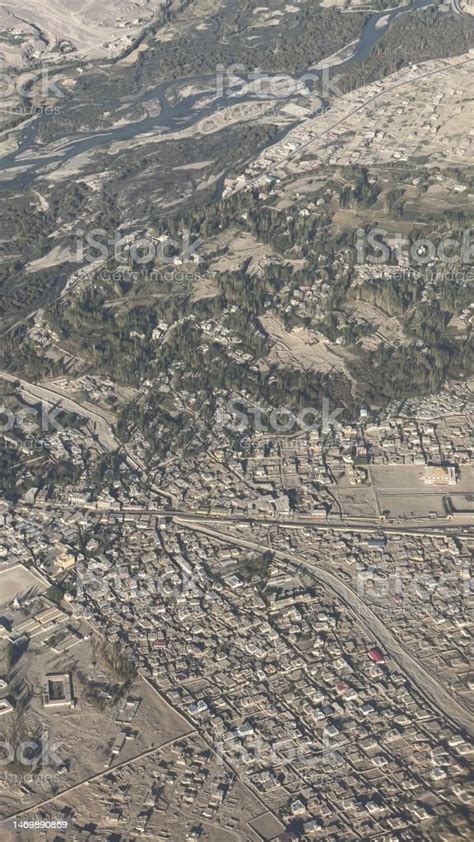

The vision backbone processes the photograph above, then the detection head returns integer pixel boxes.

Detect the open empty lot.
[0,564,48,604]
[371,464,474,519]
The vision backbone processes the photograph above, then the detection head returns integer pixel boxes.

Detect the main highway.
[4,369,474,739]
[174,517,474,740]
[5,368,472,536]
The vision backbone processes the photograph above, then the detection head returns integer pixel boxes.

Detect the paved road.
[3,375,473,737]
[23,497,474,538]
[0,370,117,449]
[229,55,474,197]
[0,369,174,503]
[175,518,474,739]
[22,494,474,538]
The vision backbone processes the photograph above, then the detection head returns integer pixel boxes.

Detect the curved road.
[0,369,174,503]
[176,518,474,739]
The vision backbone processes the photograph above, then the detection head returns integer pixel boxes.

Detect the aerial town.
[0,372,472,839]
[0,0,473,839]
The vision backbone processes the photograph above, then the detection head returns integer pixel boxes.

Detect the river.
[0,0,435,192]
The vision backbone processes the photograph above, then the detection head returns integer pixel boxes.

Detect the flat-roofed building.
[42,672,75,709]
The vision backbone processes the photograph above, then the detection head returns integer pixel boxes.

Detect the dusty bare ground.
[344,299,408,350]
[207,229,306,279]
[0,0,165,66]
[260,314,354,377]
